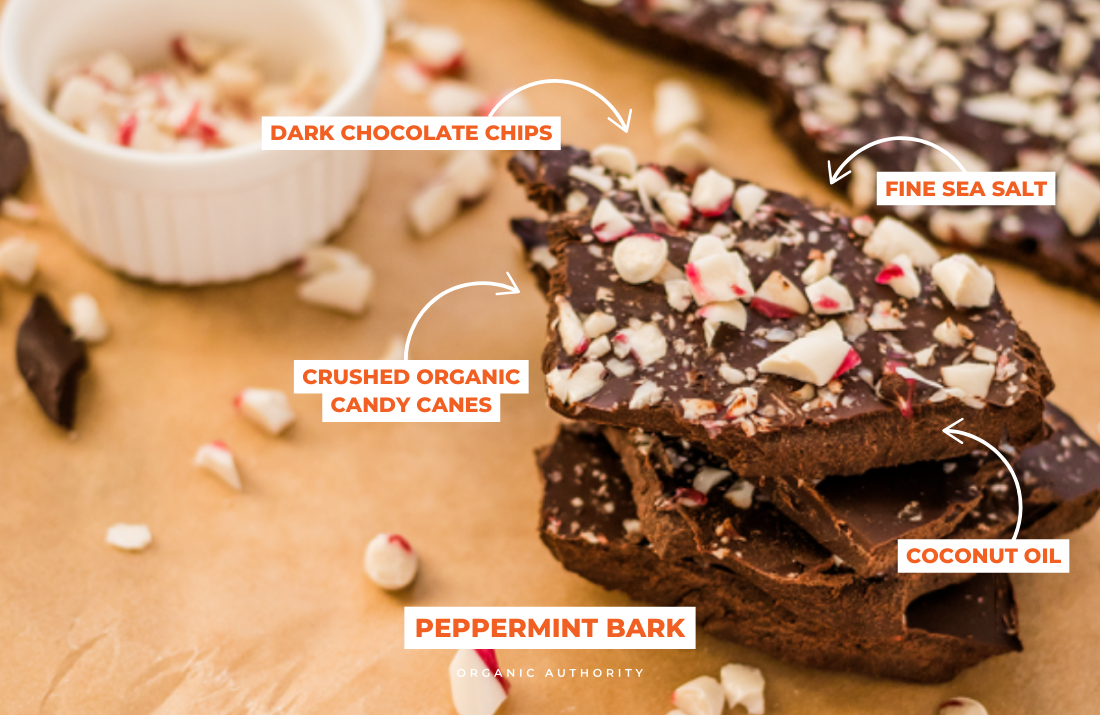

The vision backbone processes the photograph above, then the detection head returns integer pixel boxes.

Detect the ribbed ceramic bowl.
[0,0,384,284]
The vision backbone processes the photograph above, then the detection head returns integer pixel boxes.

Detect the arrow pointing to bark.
[403,272,521,360]
[942,418,1023,540]
[485,79,632,133]
[827,136,968,184]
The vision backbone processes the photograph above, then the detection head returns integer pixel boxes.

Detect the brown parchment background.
[2,0,1099,712]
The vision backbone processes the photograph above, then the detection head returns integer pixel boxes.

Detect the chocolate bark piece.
[537,424,1021,683]
[603,425,970,637]
[0,110,30,197]
[536,0,1100,299]
[16,295,88,428]
[509,148,1052,481]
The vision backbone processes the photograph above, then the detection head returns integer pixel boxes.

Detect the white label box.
[897,539,1069,573]
[405,607,696,649]
[877,172,1056,206]
[262,116,561,150]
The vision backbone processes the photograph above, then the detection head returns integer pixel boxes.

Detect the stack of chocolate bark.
[508,147,1100,682]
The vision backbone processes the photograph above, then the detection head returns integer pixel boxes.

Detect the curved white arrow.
[827,136,967,184]
[942,418,1023,540]
[485,79,632,133]
[403,272,521,360]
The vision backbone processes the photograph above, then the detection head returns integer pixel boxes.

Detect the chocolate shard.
[0,110,30,198]
[537,424,1021,683]
[16,295,88,428]
[509,148,1053,482]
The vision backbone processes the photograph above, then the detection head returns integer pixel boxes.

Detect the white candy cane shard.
[106,523,152,552]
[443,150,495,201]
[592,144,638,175]
[654,79,704,137]
[235,388,296,435]
[666,279,694,312]
[752,271,809,317]
[941,362,995,399]
[931,254,995,308]
[687,234,728,264]
[450,649,509,715]
[939,697,988,715]
[407,25,465,74]
[555,296,590,355]
[686,250,754,305]
[691,169,734,216]
[583,311,617,339]
[193,441,242,490]
[408,180,462,236]
[721,663,766,715]
[546,362,605,404]
[725,480,755,508]
[805,276,854,315]
[863,217,940,269]
[875,253,922,299]
[613,321,668,367]
[591,198,635,241]
[671,675,725,715]
[933,317,967,347]
[656,190,694,227]
[733,184,768,222]
[659,128,713,173]
[297,264,373,315]
[698,301,747,345]
[693,466,731,494]
[364,533,419,590]
[629,380,664,409]
[758,321,855,386]
[68,293,109,343]
[297,245,363,277]
[613,235,670,284]
[1,197,40,223]
[630,166,672,198]
[0,236,40,285]
[1056,163,1100,236]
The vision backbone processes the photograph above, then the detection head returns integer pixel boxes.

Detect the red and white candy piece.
[686,250,754,305]
[592,144,638,175]
[613,321,668,367]
[106,523,152,552]
[613,234,669,284]
[751,271,809,318]
[806,276,854,314]
[862,217,940,269]
[193,441,242,490]
[364,533,419,590]
[406,25,465,75]
[0,236,39,285]
[697,301,747,345]
[690,169,734,216]
[450,649,510,715]
[875,253,922,299]
[672,675,725,715]
[656,190,693,227]
[546,362,606,404]
[591,198,635,242]
[555,296,589,355]
[720,664,765,715]
[758,321,856,386]
[733,184,768,222]
[234,388,296,435]
[69,293,109,343]
[297,263,374,315]
[940,697,988,715]
[931,254,995,308]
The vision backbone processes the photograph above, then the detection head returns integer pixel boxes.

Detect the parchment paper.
[2,0,1099,712]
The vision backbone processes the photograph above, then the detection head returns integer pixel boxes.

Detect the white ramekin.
[0,0,384,284]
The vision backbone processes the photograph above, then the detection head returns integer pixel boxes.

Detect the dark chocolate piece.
[16,295,88,428]
[535,0,1100,299]
[0,110,30,198]
[510,148,1052,481]
[537,423,1022,682]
